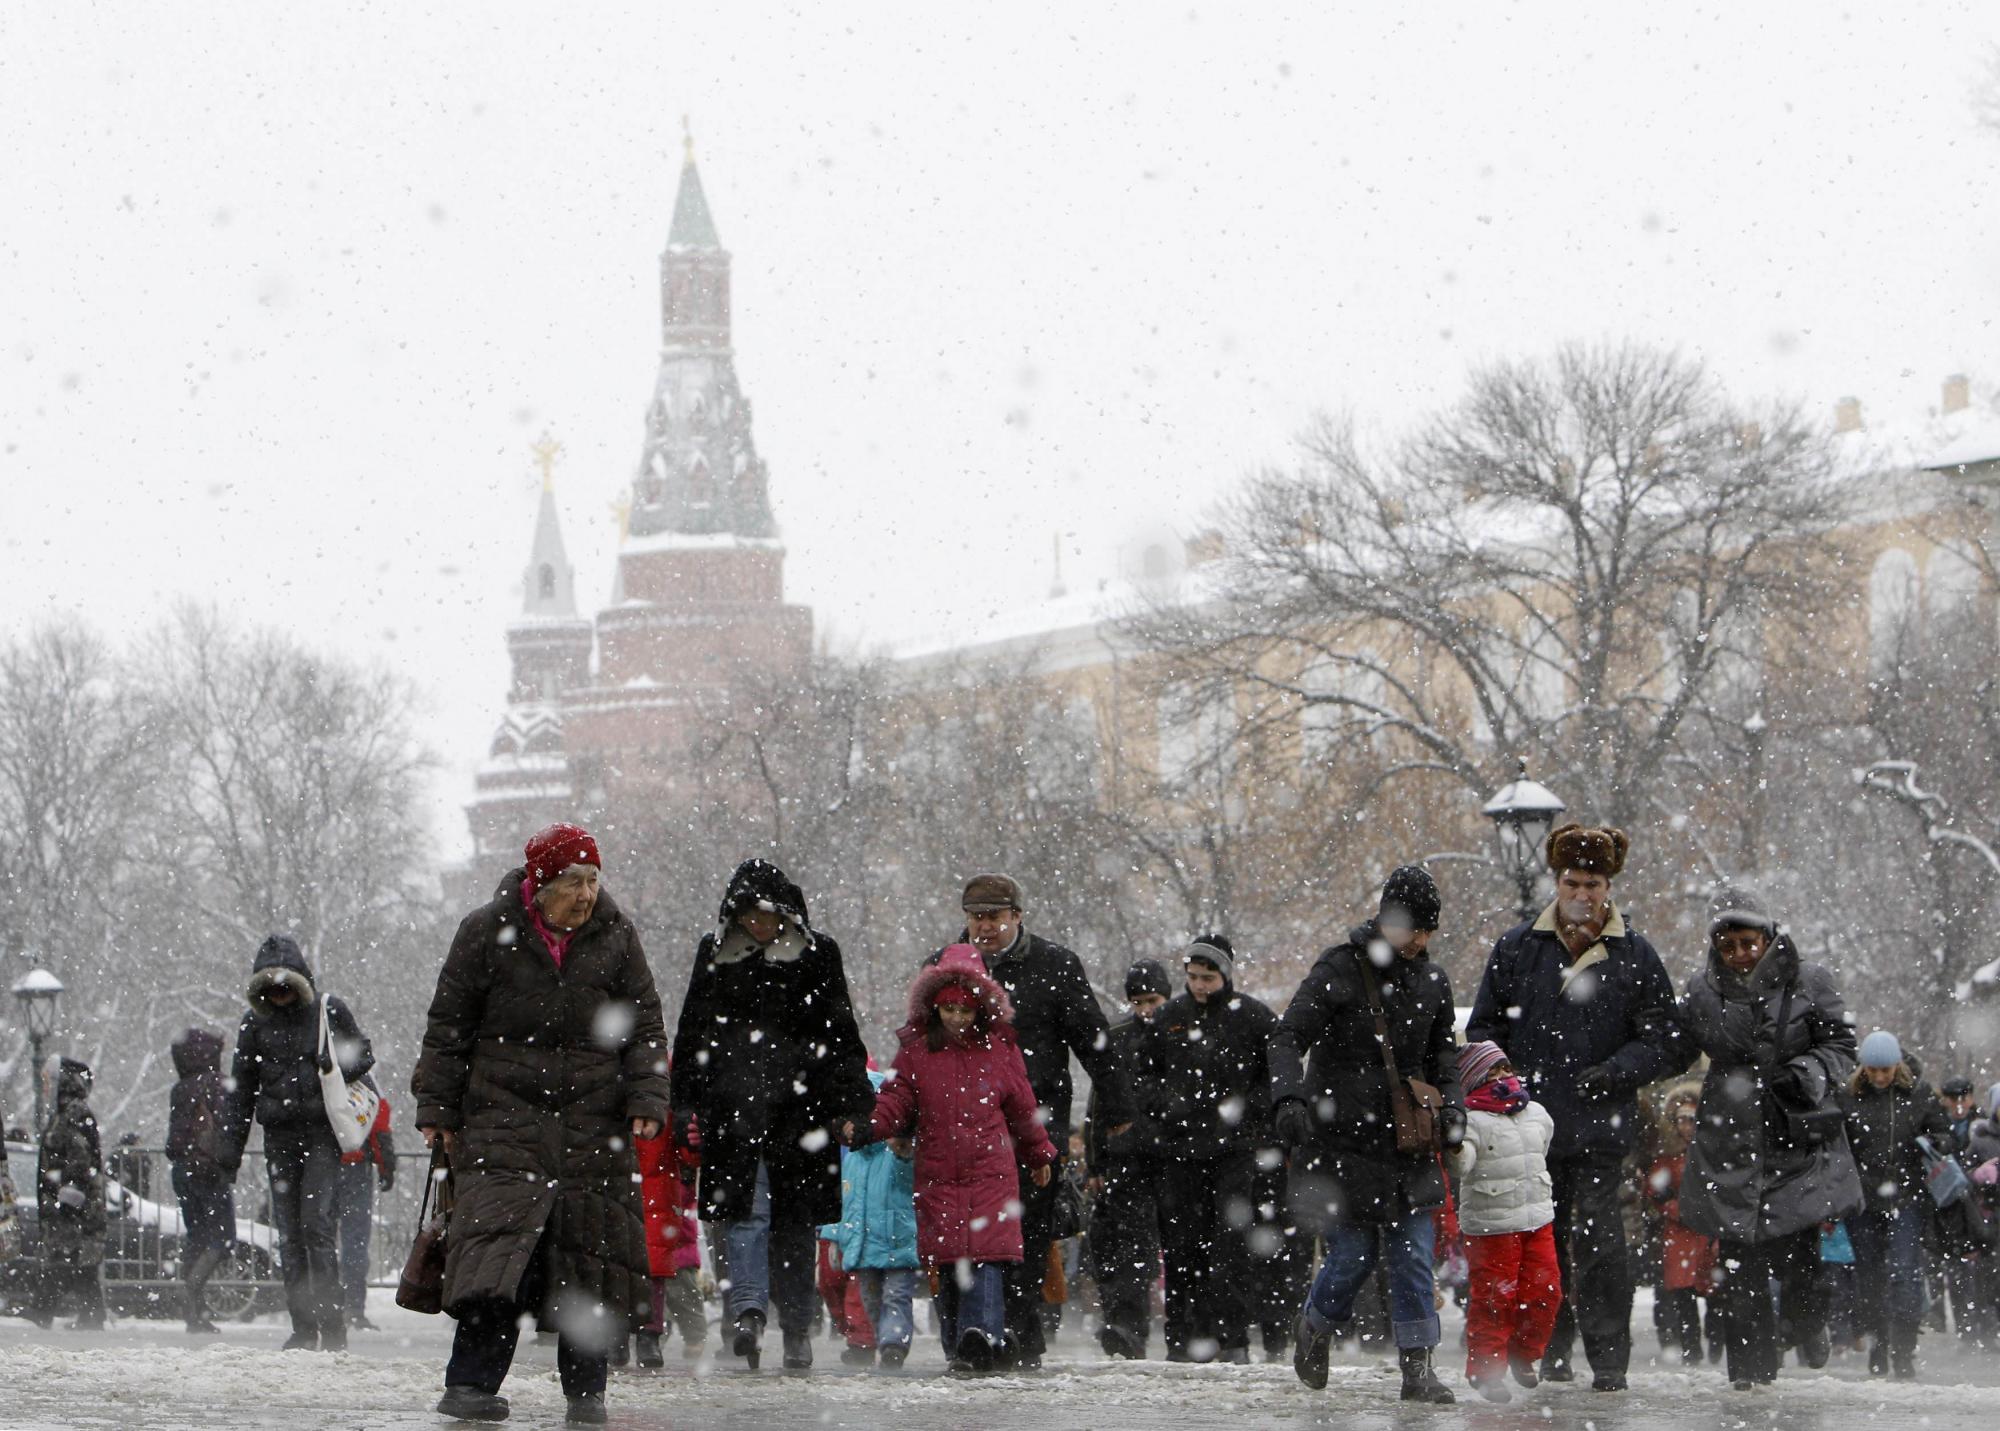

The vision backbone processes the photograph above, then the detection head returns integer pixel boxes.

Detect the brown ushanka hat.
[1545,823,1629,879]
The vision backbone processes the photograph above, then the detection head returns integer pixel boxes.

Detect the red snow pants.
[1463,1223,1562,1379]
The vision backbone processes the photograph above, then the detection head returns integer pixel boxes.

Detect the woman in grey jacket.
[1676,884,1862,1389]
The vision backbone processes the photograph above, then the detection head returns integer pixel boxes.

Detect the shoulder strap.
[1355,947,1403,1084]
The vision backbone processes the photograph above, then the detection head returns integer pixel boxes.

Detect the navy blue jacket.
[1465,905,1690,1162]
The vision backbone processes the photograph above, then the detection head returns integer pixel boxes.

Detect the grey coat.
[1676,936,1863,1243]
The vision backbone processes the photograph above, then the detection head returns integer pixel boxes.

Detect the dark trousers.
[446,1234,610,1398]
[1850,1204,1926,1351]
[1716,1228,1824,1385]
[1661,1288,1704,1364]
[335,1157,375,1317]
[1251,1162,1311,1346]
[1543,1154,1632,1377]
[171,1164,237,1254]
[1001,1166,1059,1359]
[33,1258,105,1327]
[1158,1150,1255,1356]
[265,1124,345,1340]
[1089,1156,1159,1354]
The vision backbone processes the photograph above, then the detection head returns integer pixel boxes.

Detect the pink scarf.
[521,877,577,970]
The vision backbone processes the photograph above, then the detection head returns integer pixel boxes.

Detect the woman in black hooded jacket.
[669,859,872,1373]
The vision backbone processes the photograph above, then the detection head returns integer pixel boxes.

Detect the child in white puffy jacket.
[1451,1040,1560,1403]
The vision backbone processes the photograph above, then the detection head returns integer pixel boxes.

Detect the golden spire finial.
[530,433,563,492]
[682,114,694,165]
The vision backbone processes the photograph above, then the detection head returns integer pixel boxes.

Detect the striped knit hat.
[1458,1040,1510,1090]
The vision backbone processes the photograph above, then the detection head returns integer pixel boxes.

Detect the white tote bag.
[318,994,381,1156]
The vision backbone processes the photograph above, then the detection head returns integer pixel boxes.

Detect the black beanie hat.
[1378,864,1441,932]
[1124,959,1172,1000]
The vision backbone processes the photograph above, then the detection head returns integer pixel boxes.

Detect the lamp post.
[12,967,64,1131]
[1482,760,1568,922]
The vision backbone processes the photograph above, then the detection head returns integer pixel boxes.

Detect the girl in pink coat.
[846,944,1058,1373]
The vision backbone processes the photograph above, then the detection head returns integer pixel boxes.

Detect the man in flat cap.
[931,873,1134,1369]
[1465,824,1689,1392]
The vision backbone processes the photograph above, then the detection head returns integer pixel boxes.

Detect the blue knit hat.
[1858,1030,1903,1069]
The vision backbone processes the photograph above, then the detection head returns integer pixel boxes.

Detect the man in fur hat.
[1465,824,1689,1392]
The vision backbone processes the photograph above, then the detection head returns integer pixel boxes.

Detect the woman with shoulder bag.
[1676,884,1862,1389]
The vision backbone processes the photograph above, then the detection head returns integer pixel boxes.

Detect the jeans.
[936,1260,1008,1351]
[335,1157,374,1317]
[719,1160,816,1334]
[1850,1203,1927,1349]
[1543,1154,1633,1376]
[1158,1150,1255,1356]
[856,1267,917,1350]
[1304,1211,1440,1349]
[265,1124,345,1340]
[1715,1227,1825,1384]
[445,1231,609,1398]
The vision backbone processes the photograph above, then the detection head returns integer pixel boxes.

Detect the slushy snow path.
[0,1300,1995,1429]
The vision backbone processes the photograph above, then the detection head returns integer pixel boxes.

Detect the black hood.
[52,1055,92,1110]
[172,1028,224,1078]
[248,933,316,1015]
[718,859,810,927]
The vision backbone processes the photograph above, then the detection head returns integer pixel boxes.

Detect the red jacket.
[868,946,1058,1266]
[637,1127,701,1275]
[1649,1152,1716,1293]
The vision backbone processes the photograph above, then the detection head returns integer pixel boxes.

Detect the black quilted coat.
[412,870,671,1324]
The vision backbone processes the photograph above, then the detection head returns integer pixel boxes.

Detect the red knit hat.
[932,982,980,1010]
[524,823,601,898]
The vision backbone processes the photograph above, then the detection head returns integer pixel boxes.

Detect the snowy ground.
[1,1298,1997,1430]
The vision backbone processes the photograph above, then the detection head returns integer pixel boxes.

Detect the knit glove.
[1574,1065,1619,1103]
[1439,1105,1467,1150]
[1272,1100,1316,1152]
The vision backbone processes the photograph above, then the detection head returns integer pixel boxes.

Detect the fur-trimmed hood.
[904,943,1015,1031]
[711,858,816,965]
[247,933,316,1015]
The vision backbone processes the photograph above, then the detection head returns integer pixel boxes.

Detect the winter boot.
[1798,1321,1831,1370]
[1540,1354,1574,1382]
[1868,1338,1889,1377]
[782,1330,813,1373]
[1468,1368,1513,1404]
[1099,1324,1143,1360]
[732,1309,765,1370]
[184,1246,224,1334]
[1891,1324,1918,1381]
[1508,1353,1541,1388]
[1292,1310,1332,1391]
[608,1336,630,1369]
[1590,1371,1628,1392]
[564,1392,607,1425]
[1399,1347,1456,1403]
[879,1342,909,1370]
[1219,1345,1252,1365]
[840,1343,876,1367]
[435,1386,510,1422]
[634,1331,663,1369]
[955,1326,999,1375]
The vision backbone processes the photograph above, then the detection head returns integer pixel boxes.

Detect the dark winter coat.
[1844,1075,1956,1213]
[1085,1017,1162,1173]
[926,929,1134,1141]
[669,860,873,1226]
[38,1058,106,1266]
[167,1028,230,1178]
[1675,936,1864,1243]
[1465,904,1689,1163]
[1143,979,1280,1160]
[218,935,374,1168]
[412,870,671,1322]
[867,949,1059,1265]
[1269,927,1463,1225]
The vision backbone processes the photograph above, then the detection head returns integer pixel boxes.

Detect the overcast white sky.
[6,4,1999,859]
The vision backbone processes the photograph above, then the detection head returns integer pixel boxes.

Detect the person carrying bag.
[398,1143,455,1315]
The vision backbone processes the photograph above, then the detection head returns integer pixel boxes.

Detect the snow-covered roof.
[621,530,784,557]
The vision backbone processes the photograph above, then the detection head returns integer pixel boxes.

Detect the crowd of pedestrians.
[16,815,2000,1429]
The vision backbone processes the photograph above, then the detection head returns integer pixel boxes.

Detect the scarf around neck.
[1466,1075,1530,1116]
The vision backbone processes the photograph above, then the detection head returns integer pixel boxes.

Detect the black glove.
[377,1160,397,1192]
[1272,1100,1316,1152]
[1439,1105,1467,1150]
[1574,1064,1619,1103]
[1769,1064,1813,1107]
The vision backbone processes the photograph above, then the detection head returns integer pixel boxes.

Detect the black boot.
[783,1330,813,1373]
[732,1309,764,1370]
[185,1247,224,1334]
[435,1386,511,1422]
[565,1392,607,1425]
[1891,1324,1918,1381]
[634,1331,663,1368]
[1869,1338,1889,1377]
[1399,1347,1456,1403]
[1293,1310,1332,1391]
[1508,1353,1540,1388]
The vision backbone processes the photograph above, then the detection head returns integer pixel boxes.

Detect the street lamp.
[1482,760,1567,922]
[11,967,64,1131]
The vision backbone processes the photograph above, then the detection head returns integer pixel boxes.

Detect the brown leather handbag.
[395,1143,454,1315]
[1358,951,1442,1155]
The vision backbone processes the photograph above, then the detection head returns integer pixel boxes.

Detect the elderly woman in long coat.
[1676,882,1862,1390]
[413,824,670,1427]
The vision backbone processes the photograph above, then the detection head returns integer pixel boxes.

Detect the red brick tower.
[563,137,813,802]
